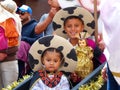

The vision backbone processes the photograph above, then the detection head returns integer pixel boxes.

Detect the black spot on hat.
[64,62,68,67]
[28,53,39,69]
[61,17,65,22]
[64,7,77,14]
[67,49,77,61]
[38,50,42,54]
[53,22,61,31]
[78,14,83,19]
[56,46,64,52]
[63,30,67,34]
[38,36,54,47]
[87,20,95,29]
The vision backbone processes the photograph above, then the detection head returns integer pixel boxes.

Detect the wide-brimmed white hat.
[28,35,77,72]
[53,6,95,39]
[0,0,21,36]
[0,0,17,13]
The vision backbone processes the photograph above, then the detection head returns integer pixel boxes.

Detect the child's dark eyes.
[46,59,50,62]
[66,24,80,28]
[46,59,59,63]
[75,25,79,27]
[54,60,58,63]
[66,25,71,28]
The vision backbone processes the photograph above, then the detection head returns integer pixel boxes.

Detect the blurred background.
[0,0,50,21]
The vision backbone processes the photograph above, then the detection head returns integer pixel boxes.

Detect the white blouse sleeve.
[59,75,70,90]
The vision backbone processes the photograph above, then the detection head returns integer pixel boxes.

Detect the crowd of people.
[0,0,120,90]
[0,0,21,88]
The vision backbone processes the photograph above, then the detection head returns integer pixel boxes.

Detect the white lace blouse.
[30,75,70,90]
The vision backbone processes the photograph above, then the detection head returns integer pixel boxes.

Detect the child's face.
[64,18,84,39]
[42,51,61,72]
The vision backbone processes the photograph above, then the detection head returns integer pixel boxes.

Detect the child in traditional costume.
[28,35,77,90]
[52,7,106,85]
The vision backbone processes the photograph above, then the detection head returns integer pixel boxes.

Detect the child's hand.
[70,72,81,83]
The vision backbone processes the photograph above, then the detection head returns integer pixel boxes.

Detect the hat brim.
[17,8,26,12]
[53,7,95,39]
[16,7,25,14]
[28,35,77,72]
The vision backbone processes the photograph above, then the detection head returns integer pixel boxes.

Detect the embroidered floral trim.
[38,70,63,88]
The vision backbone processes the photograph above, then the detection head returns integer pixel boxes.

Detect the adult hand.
[98,33,106,52]
[101,67,107,81]
[0,53,7,61]
[98,40,105,52]
[48,7,59,19]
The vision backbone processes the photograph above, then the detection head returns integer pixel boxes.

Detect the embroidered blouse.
[30,70,70,90]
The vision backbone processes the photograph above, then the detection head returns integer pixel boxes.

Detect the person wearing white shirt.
[100,0,120,90]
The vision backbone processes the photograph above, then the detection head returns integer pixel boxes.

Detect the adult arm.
[21,33,43,45]
[0,53,7,61]
[35,8,59,34]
